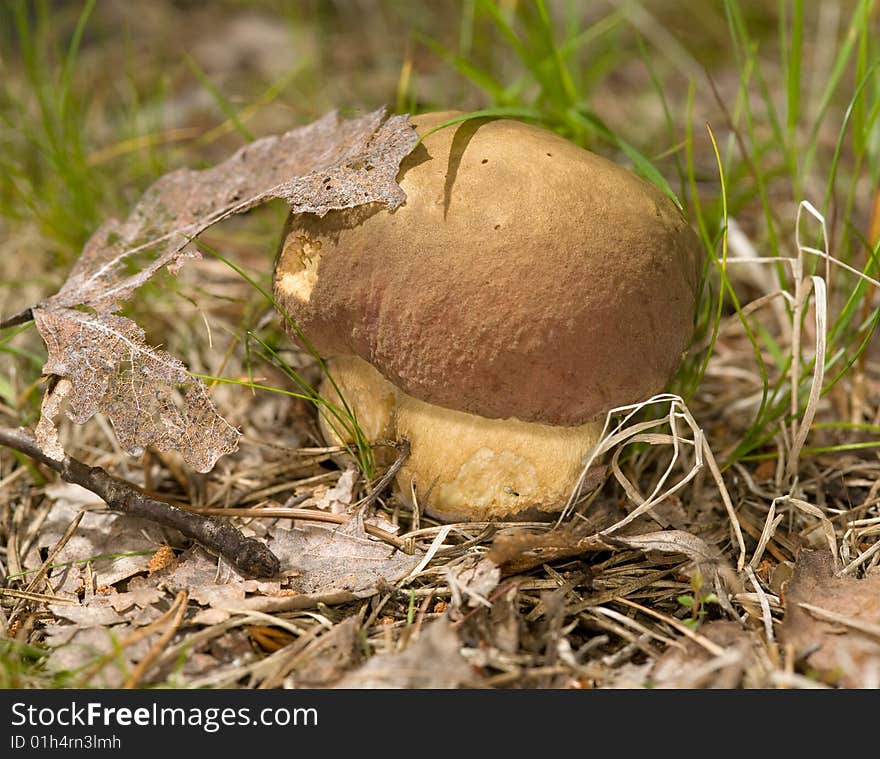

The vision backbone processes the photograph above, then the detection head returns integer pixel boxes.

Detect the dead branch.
[0,307,34,330]
[358,437,411,511]
[0,425,280,578]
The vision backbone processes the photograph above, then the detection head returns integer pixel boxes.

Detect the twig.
[358,438,411,511]
[0,588,78,604]
[185,505,411,553]
[0,426,280,578]
[8,511,84,625]
[0,307,34,330]
[124,591,188,688]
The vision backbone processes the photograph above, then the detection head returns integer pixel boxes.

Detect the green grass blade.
[185,55,255,142]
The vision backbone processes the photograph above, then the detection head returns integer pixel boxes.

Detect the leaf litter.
[781,549,880,687]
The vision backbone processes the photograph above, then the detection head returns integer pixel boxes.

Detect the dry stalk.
[0,426,280,577]
[123,590,188,688]
[7,511,83,626]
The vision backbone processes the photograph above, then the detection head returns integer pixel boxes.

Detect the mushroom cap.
[275,111,702,426]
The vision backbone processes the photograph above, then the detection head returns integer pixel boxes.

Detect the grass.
[1,0,880,689]
[417,0,679,201]
[191,240,378,479]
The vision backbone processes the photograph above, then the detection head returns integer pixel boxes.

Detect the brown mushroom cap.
[275,111,702,427]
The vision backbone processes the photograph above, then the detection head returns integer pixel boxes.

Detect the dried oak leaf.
[31,108,418,472]
[42,616,169,688]
[781,548,880,687]
[291,616,362,687]
[268,516,421,604]
[336,617,476,688]
[650,621,757,688]
[447,556,500,608]
[142,516,421,616]
[24,483,166,596]
[154,544,280,605]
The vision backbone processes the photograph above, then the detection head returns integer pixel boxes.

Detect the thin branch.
[358,438,411,511]
[184,441,415,554]
[185,506,411,553]
[0,307,34,330]
[0,425,280,578]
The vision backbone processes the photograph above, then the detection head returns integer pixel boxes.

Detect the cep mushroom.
[273,111,702,522]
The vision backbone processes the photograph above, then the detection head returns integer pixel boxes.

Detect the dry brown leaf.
[33,308,240,473]
[141,515,421,615]
[292,616,361,687]
[335,617,475,688]
[781,548,880,687]
[650,621,756,688]
[314,467,358,513]
[48,602,125,627]
[600,661,655,689]
[447,556,500,608]
[31,108,418,472]
[43,623,152,688]
[489,583,521,654]
[155,545,280,604]
[92,586,164,613]
[609,529,723,563]
[610,529,742,611]
[268,516,421,601]
[24,487,164,595]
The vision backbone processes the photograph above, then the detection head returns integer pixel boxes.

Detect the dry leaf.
[609,529,724,563]
[43,623,152,688]
[336,617,475,688]
[292,616,361,687]
[650,621,756,688]
[781,548,880,687]
[314,466,358,513]
[489,583,521,654]
[155,545,280,604]
[24,489,164,595]
[268,516,421,602]
[48,603,125,627]
[92,587,164,613]
[142,515,421,615]
[600,661,655,689]
[610,529,742,610]
[31,108,418,472]
[447,556,500,608]
[34,308,240,473]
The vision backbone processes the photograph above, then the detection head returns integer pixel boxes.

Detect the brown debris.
[781,549,880,687]
[651,621,758,688]
[336,616,476,688]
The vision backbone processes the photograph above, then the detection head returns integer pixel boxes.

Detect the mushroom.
[273,111,703,522]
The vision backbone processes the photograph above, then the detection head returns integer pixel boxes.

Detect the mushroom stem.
[318,356,602,522]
